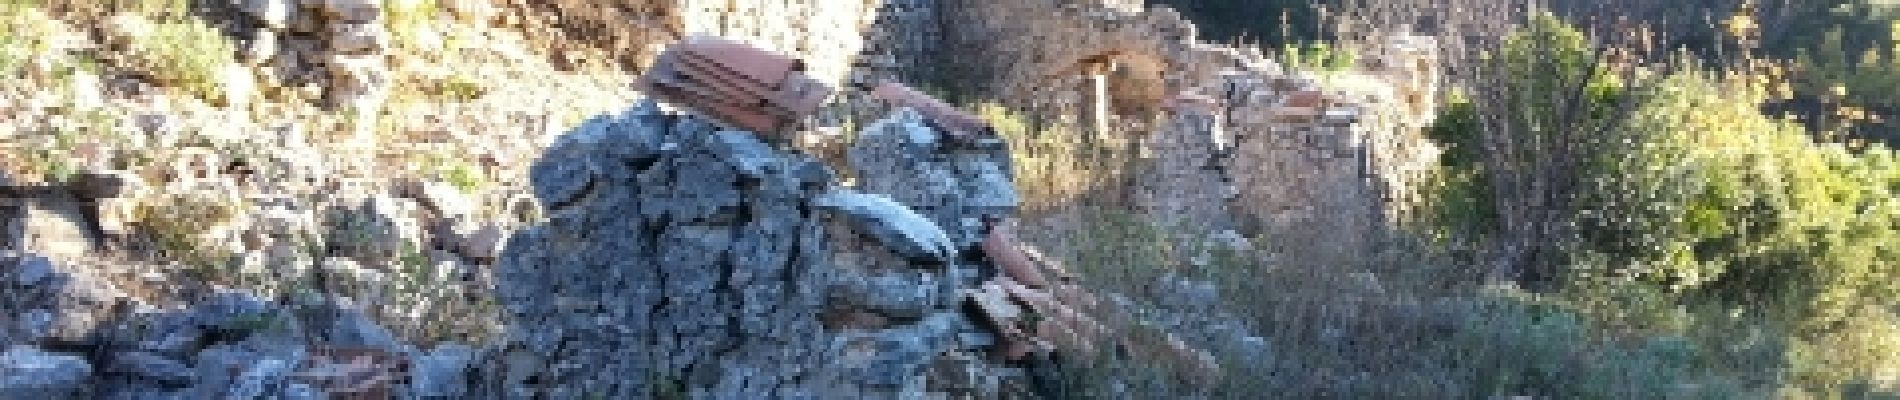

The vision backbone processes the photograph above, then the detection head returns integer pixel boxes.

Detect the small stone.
[414,180,476,218]
[240,0,296,29]
[191,290,276,334]
[326,23,389,54]
[14,310,54,343]
[224,358,294,399]
[288,9,323,34]
[324,54,388,86]
[66,71,105,110]
[137,325,204,357]
[281,383,320,400]
[264,242,311,278]
[325,195,426,264]
[13,254,52,285]
[102,14,155,44]
[529,153,596,210]
[108,351,196,387]
[239,31,277,65]
[456,223,505,262]
[191,345,252,397]
[216,63,255,108]
[1151,274,1220,310]
[317,0,383,23]
[411,344,475,398]
[0,346,92,398]
[707,130,779,177]
[309,300,411,356]
[813,190,955,265]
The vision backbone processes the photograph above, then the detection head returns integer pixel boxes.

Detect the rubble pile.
[0,250,476,399]
[482,88,1234,398]
[471,34,1244,398]
[230,0,393,111]
[481,101,1014,398]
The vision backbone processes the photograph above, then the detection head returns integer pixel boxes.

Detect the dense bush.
[1411,10,1900,394]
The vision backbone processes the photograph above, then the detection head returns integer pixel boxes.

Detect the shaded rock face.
[487,102,1029,399]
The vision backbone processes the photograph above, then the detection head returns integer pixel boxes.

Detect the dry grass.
[976,103,1141,215]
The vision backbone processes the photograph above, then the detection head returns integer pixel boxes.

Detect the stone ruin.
[483,70,1226,397]
[439,0,1449,270]
[0,0,1446,396]
[907,0,1446,267]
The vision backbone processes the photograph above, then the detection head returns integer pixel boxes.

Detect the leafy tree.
[1449,12,1644,287]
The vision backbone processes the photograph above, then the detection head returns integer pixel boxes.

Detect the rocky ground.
[2,97,1272,399]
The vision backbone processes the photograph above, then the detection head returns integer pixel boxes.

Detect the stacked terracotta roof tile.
[638,35,834,135]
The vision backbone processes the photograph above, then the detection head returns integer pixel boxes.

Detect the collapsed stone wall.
[905,0,1445,265]
[483,101,1035,399]
[672,0,881,88]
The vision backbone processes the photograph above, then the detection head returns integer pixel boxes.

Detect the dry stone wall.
[921,0,1445,266]
[671,0,881,88]
[484,101,1035,399]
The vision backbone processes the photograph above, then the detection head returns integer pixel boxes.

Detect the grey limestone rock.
[814,190,955,265]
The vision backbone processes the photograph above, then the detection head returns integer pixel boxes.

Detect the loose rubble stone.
[454,223,505,263]
[314,0,383,23]
[107,351,196,387]
[813,190,956,266]
[326,23,389,54]
[240,0,297,29]
[411,344,476,398]
[1151,274,1221,311]
[225,358,296,399]
[848,108,1017,253]
[0,345,92,398]
[308,301,412,356]
[217,63,257,107]
[412,180,476,218]
[12,254,51,286]
[325,195,426,264]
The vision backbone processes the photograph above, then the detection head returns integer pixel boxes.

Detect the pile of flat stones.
[0,251,475,399]
[232,0,391,111]
[482,101,1035,399]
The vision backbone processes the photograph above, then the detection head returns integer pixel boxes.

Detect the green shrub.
[1412,10,1900,396]
[135,192,241,268]
[1280,41,1359,72]
[120,16,238,104]
[1576,69,1900,330]
[1557,65,1900,395]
